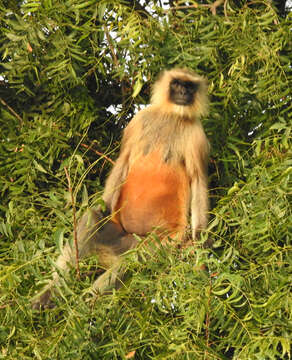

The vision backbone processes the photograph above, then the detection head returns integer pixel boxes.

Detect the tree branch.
[81,143,115,165]
[122,0,151,18]
[167,0,228,16]
[64,166,80,279]
[103,25,119,68]
[0,97,23,125]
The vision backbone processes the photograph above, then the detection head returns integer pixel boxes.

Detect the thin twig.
[0,97,23,125]
[205,272,215,358]
[166,4,198,11]
[223,0,228,17]
[81,143,115,165]
[204,272,218,358]
[208,0,225,15]
[103,25,128,106]
[103,25,119,67]
[64,166,80,279]
[205,278,211,349]
[166,0,227,16]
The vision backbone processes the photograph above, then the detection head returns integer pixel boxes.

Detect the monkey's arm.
[102,116,140,212]
[102,150,130,212]
[190,174,209,239]
[188,130,209,239]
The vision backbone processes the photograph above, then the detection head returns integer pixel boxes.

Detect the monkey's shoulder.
[127,106,163,125]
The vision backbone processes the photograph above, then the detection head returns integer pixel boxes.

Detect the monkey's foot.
[31,289,55,310]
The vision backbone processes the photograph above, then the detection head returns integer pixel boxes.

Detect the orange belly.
[114,152,190,237]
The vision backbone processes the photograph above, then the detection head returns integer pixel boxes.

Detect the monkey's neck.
[138,108,202,165]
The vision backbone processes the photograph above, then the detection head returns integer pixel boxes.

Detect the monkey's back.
[114,150,190,238]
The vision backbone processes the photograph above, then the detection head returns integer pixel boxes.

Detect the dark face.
[169,78,199,106]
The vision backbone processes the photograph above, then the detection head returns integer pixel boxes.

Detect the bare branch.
[64,166,80,279]
[81,143,115,165]
[167,0,228,16]
[208,0,225,15]
[103,25,119,68]
[0,97,23,125]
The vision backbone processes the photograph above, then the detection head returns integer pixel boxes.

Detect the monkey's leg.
[32,208,120,309]
[32,208,137,308]
[90,233,137,296]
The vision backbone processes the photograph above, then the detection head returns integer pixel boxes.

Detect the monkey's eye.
[171,79,181,87]
[185,81,199,91]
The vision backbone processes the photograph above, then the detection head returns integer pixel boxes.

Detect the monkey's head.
[151,68,208,120]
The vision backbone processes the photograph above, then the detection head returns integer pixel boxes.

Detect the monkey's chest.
[115,153,190,235]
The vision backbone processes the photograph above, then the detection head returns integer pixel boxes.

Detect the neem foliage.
[0,1,291,359]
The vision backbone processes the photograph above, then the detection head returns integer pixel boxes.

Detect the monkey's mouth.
[174,98,194,106]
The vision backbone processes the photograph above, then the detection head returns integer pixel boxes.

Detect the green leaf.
[33,160,47,174]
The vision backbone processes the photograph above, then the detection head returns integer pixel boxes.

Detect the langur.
[32,68,209,309]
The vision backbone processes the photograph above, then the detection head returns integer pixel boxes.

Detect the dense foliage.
[0,0,291,359]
